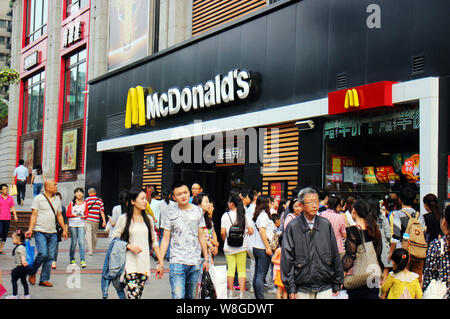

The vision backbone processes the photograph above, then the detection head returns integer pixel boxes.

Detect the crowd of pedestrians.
[0,163,449,300]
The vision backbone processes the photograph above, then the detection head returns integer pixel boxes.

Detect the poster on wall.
[61,129,78,171]
[402,153,420,182]
[23,140,35,174]
[108,0,149,71]
[269,182,286,203]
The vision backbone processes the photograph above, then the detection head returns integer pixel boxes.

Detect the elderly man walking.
[280,187,344,299]
[25,180,68,287]
[85,188,106,255]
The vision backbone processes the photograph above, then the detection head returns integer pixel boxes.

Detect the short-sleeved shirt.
[32,169,44,184]
[14,165,29,180]
[253,211,272,250]
[0,195,14,220]
[221,210,253,255]
[392,208,426,248]
[161,203,205,266]
[13,245,26,266]
[31,193,62,234]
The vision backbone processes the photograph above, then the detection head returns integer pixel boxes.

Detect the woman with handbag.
[423,205,450,299]
[342,199,382,299]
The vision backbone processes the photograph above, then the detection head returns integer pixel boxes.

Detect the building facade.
[2,0,271,207]
[86,0,450,222]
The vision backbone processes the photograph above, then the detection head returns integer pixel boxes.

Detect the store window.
[25,0,48,45]
[323,106,420,198]
[65,0,89,17]
[63,48,87,122]
[23,70,45,134]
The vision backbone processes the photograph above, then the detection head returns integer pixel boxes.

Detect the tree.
[0,67,19,129]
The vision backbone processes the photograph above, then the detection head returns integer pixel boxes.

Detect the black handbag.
[200,269,217,299]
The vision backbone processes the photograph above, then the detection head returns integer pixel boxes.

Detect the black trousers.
[16,180,26,205]
[11,266,29,296]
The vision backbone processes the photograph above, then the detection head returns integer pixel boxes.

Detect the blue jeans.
[32,232,58,282]
[253,247,272,299]
[169,263,201,299]
[69,227,86,262]
[33,183,43,197]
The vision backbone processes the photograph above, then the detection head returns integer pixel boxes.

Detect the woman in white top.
[66,188,87,268]
[31,165,45,197]
[112,189,164,299]
[106,190,128,242]
[221,194,253,299]
[252,195,274,299]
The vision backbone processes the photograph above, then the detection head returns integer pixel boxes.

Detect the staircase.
[8,211,31,236]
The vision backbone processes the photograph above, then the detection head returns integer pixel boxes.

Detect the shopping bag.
[200,269,217,299]
[25,239,36,268]
[209,264,227,299]
[0,284,6,298]
[9,184,17,196]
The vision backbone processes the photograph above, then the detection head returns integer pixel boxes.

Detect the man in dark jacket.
[281,187,344,299]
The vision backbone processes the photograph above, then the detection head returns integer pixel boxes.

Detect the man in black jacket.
[281,187,344,299]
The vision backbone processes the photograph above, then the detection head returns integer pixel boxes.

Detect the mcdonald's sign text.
[125,69,252,128]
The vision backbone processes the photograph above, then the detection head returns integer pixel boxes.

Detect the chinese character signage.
[324,107,419,141]
[269,182,286,203]
[402,154,420,182]
[63,21,83,48]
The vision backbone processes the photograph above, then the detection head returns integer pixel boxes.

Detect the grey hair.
[297,187,318,204]
[88,188,96,194]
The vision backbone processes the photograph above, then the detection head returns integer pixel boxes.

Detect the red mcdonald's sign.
[328,81,398,115]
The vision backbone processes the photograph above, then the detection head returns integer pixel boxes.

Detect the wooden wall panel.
[192,0,267,37]
[142,143,163,195]
[261,123,299,198]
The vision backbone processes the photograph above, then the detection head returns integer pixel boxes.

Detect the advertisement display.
[23,140,35,174]
[108,0,149,71]
[61,129,78,171]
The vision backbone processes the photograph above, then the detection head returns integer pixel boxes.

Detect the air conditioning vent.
[412,55,425,75]
[336,73,348,89]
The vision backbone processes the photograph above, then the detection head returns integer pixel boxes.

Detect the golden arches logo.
[344,89,360,109]
[125,86,147,129]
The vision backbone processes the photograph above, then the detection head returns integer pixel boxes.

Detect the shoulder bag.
[423,238,448,299]
[343,227,381,290]
[43,194,63,241]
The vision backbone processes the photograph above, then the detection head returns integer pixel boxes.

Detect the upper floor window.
[23,70,45,134]
[66,0,89,18]
[63,48,87,122]
[0,20,10,29]
[25,0,48,45]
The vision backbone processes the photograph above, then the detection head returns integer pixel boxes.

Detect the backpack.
[226,212,244,247]
[401,209,428,259]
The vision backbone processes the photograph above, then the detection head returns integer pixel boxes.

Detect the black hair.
[18,159,24,165]
[327,194,341,212]
[423,194,441,224]
[345,195,356,212]
[288,198,298,214]
[399,186,416,206]
[121,189,153,248]
[277,199,287,215]
[367,198,381,219]
[271,213,281,223]
[391,248,410,273]
[55,192,62,199]
[72,188,84,205]
[291,187,301,200]
[353,199,381,242]
[35,164,42,175]
[14,229,26,244]
[317,188,328,201]
[162,190,171,204]
[193,193,213,230]
[253,195,270,222]
[0,184,7,190]
[172,181,189,193]
[239,190,249,199]
[228,194,246,230]
[117,189,129,213]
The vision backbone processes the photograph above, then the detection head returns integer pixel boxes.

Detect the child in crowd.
[6,229,30,299]
[380,248,423,299]
[271,233,287,299]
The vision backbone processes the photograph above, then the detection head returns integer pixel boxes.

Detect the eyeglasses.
[303,201,319,206]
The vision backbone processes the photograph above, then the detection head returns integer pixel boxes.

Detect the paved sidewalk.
[0,238,274,299]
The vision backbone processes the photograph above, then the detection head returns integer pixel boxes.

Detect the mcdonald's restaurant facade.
[86,0,450,218]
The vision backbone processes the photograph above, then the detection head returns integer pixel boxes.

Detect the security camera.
[295,120,315,131]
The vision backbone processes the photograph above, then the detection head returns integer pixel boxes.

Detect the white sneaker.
[268,288,277,294]
[19,295,31,299]
[5,295,18,299]
[239,291,245,299]
[227,290,238,299]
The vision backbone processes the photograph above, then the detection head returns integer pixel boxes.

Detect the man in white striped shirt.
[85,188,106,255]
